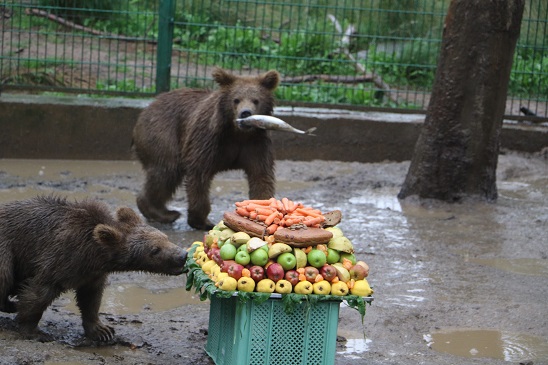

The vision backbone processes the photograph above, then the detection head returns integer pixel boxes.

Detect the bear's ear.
[116,207,142,227]
[212,68,236,87]
[259,70,280,91]
[93,224,124,246]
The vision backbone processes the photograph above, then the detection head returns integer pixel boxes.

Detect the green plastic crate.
[206,293,341,365]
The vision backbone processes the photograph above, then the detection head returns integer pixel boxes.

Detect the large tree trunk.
[398,0,524,202]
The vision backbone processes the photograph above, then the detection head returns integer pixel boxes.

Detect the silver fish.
[236,115,316,135]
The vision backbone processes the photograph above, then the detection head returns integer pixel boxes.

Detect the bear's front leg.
[185,172,215,230]
[76,277,115,342]
[242,144,276,200]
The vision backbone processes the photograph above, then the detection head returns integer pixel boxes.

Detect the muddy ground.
[0,151,547,365]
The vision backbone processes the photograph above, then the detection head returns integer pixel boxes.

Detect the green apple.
[307,248,327,268]
[277,252,297,271]
[219,243,237,260]
[237,244,248,252]
[340,252,357,265]
[250,248,269,266]
[326,248,340,264]
[235,250,251,266]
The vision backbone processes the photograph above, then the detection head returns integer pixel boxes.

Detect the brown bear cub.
[132,68,280,230]
[0,195,187,341]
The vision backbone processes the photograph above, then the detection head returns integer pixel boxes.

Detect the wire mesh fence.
[1,0,547,119]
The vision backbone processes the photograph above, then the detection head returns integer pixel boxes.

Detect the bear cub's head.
[93,207,187,275]
[212,67,280,122]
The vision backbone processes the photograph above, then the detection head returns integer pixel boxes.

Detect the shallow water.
[425,328,548,362]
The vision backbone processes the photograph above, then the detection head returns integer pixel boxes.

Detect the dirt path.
[0,151,547,365]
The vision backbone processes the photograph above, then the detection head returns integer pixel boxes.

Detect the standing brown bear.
[132,68,280,230]
[0,195,187,341]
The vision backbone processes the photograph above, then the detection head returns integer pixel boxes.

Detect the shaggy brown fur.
[132,68,280,230]
[0,195,187,341]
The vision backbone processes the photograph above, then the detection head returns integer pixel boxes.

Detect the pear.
[324,226,344,239]
[231,231,251,246]
[256,278,276,293]
[332,263,351,282]
[219,228,236,243]
[275,279,293,294]
[294,281,313,295]
[313,281,331,295]
[268,242,292,259]
[350,279,373,296]
[237,277,256,292]
[327,236,354,254]
[217,277,238,291]
[294,248,308,269]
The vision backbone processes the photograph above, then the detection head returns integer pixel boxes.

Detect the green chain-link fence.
[1,0,547,119]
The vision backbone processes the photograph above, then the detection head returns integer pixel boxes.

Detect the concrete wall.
[1,93,546,162]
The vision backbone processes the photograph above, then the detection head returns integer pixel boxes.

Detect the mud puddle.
[61,282,202,316]
[425,328,548,362]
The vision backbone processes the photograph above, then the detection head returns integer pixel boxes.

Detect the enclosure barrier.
[1,0,546,119]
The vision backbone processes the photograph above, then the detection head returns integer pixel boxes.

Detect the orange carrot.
[296,268,305,275]
[249,211,258,220]
[296,208,323,218]
[314,274,324,283]
[255,207,276,216]
[242,199,273,206]
[264,211,279,226]
[235,207,250,217]
[331,276,340,283]
[347,279,355,290]
[303,216,325,227]
[298,274,307,282]
[281,197,290,212]
[242,268,251,278]
[256,214,269,222]
[265,223,278,235]
[303,246,313,254]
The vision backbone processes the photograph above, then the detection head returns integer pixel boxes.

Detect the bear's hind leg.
[15,280,59,338]
[0,255,17,313]
[138,166,183,224]
[76,278,114,342]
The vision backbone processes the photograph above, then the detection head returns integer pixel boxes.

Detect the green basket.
[206,293,341,365]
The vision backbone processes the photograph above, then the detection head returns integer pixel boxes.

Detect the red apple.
[207,247,219,260]
[266,263,285,282]
[249,265,265,282]
[221,260,237,273]
[319,264,337,282]
[304,266,319,283]
[227,263,245,280]
[285,270,300,287]
[212,250,224,267]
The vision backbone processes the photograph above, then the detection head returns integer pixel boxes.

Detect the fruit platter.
[184,197,374,316]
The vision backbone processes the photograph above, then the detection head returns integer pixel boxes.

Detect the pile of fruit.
[189,198,373,298]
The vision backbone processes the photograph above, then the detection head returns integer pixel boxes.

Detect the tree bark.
[398,0,524,202]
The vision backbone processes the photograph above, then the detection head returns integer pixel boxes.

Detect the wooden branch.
[282,74,376,84]
[25,8,156,44]
[327,14,400,105]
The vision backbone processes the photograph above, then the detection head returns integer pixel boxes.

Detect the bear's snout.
[238,109,253,119]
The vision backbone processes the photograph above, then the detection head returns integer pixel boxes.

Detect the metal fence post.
[156,0,175,94]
